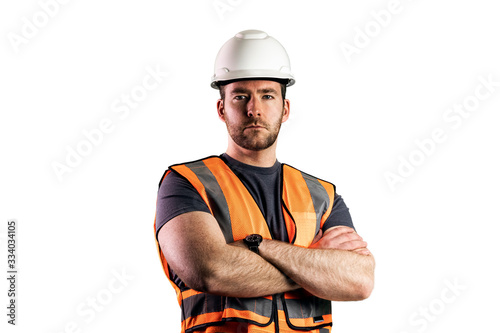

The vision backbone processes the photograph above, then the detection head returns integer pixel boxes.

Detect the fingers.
[354,248,372,256]
[337,239,368,251]
[311,229,323,245]
[323,226,356,238]
[313,226,369,252]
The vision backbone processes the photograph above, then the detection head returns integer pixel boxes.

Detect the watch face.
[245,234,262,244]
[247,234,260,242]
[244,234,262,254]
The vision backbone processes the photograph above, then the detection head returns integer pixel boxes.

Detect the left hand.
[310,226,371,256]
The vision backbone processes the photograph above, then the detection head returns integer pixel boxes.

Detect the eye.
[262,95,274,100]
[234,95,247,101]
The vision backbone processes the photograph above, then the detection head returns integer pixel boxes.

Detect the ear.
[217,99,225,121]
[281,99,290,123]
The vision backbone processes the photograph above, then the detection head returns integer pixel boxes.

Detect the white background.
[1,0,499,332]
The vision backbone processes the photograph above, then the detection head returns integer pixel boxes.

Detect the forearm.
[198,243,299,297]
[259,239,375,301]
[160,212,299,298]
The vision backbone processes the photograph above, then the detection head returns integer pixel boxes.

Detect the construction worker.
[154,29,375,333]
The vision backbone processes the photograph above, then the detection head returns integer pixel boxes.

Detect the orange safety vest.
[155,156,336,333]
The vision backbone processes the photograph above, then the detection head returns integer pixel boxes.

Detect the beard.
[225,116,283,151]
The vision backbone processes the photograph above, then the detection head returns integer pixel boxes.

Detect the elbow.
[323,278,374,302]
[173,261,215,293]
[353,278,374,300]
[352,265,375,300]
[175,249,232,294]
[182,266,222,294]
[352,255,375,300]
[324,255,376,301]
[333,278,373,301]
[183,275,210,293]
[331,274,374,301]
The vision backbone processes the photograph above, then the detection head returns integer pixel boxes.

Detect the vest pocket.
[223,296,274,325]
[281,293,332,330]
[182,294,274,331]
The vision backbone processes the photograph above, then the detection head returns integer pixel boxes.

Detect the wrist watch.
[244,234,263,254]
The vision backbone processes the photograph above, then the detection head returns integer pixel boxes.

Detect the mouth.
[245,124,266,130]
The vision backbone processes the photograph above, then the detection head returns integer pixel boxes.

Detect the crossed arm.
[157,211,375,301]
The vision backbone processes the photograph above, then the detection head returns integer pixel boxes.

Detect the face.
[217,80,290,151]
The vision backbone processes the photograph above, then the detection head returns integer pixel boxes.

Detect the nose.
[246,97,262,118]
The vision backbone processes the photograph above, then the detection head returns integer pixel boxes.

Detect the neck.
[225,143,278,168]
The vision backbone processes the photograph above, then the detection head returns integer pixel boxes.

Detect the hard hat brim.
[213,77,293,89]
[211,71,295,89]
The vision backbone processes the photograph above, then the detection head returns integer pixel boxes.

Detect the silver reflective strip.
[181,293,273,322]
[283,296,332,319]
[301,172,331,232]
[186,161,234,243]
[226,297,273,316]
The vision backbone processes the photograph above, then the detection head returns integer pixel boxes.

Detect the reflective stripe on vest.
[155,156,335,332]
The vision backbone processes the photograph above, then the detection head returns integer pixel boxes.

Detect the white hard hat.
[211,29,295,89]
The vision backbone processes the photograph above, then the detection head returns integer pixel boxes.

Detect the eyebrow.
[229,87,279,95]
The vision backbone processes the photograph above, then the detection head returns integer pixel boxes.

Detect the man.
[154,30,375,333]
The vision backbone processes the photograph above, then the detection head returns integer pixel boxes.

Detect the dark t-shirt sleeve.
[322,193,355,231]
[155,170,211,237]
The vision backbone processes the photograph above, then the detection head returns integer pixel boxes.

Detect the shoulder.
[169,155,223,169]
[282,163,336,192]
[158,155,225,188]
